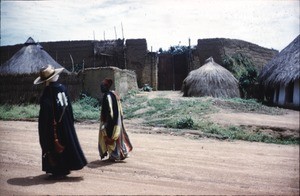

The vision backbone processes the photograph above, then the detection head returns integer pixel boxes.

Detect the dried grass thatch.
[0,37,69,76]
[182,57,240,98]
[259,35,300,87]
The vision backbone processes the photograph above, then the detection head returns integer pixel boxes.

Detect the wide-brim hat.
[34,64,64,85]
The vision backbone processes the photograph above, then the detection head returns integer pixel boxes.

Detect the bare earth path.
[0,120,299,195]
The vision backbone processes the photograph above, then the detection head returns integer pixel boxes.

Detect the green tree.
[222,53,258,99]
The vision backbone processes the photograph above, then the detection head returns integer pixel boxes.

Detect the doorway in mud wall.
[158,53,189,90]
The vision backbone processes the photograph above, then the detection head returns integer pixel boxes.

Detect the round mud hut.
[259,35,299,108]
[182,57,240,98]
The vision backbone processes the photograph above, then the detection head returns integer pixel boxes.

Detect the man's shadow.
[87,159,126,168]
[7,174,83,186]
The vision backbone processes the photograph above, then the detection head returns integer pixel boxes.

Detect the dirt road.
[0,120,299,195]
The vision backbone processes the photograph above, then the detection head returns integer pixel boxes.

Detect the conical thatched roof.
[182,57,240,98]
[259,35,300,87]
[0,37,69,75]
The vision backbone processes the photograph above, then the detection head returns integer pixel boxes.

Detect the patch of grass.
[122,90,139,101]
[146,98,171,117]
[123,96,212,118]
[0,104,39,120]
[0,95,100,121]
[72,95,99,120]
[214,98,285,115]
[122,96,148,119]
[197,121,299,144]
[176,116,194,129]
[153,99,213,127]
[78,94,99,107]
[122,95,215,130]
[1,92,297,145]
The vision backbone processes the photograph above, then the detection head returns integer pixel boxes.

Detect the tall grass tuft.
[72,95,99,120]
[0,95,100,121]
[0,104,39,120]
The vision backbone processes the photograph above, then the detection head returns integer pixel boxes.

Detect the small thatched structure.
[259,35,300,108]
[0,37,69,75]
[182,57,240,98]
[0,37,79,104]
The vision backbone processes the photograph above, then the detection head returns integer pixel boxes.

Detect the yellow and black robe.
[98,91,133,160]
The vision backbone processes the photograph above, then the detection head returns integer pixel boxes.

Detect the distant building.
[259,35,300,109]
[1,37,278,94]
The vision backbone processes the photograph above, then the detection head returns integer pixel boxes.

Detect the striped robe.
[98,91,133,161]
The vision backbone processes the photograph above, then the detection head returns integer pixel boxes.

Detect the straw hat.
[34,64,64,85]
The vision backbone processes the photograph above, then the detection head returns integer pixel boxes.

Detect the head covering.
[101,78,113,89]
[34,64,64,85]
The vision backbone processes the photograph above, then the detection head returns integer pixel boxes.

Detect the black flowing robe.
[98,91,133,160]
[100,91,119,138]
[38,82,87,175]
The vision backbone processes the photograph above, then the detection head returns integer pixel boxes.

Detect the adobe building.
[195,38,278,71]
[1,37,278,94]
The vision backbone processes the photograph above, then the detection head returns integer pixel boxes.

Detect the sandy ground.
[209,111,300,130]
[0,120,299,195]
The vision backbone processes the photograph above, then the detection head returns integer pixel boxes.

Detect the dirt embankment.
[135,91,299,140]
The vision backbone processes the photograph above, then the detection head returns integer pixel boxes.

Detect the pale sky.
[1,0,299,51]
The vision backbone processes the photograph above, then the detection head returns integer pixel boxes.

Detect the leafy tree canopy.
[222,53,258,98]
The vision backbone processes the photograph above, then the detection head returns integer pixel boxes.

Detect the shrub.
[222,53,258,99]
[176,116,194,129]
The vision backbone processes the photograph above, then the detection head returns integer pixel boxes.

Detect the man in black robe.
[34,65,87,179]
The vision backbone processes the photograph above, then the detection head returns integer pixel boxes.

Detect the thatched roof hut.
[182,57,240,98]
[259,35,300,108]
[0,37,69,75]
[0,37,78,104]
[259,35,299,87]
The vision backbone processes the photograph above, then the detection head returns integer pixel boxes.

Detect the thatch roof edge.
[259,35,300,87]
[0,40,70,76]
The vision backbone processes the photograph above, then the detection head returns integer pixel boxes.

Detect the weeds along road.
[0,120,299,195]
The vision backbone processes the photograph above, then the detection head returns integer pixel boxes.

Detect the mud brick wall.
[197,38,278,72]
[188,48,202,72]
[60,73,83,101]
[94,39,125,68]
[82,67,138,101]
[0,74,43,104]
[125,39,148,87]
[41,40,95,71]
[0,73,82,104]
[144,52,158,90]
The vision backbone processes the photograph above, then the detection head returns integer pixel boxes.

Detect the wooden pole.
[114,26,117,39]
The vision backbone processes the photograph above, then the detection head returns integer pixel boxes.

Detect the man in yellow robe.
[98,78,133,161]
